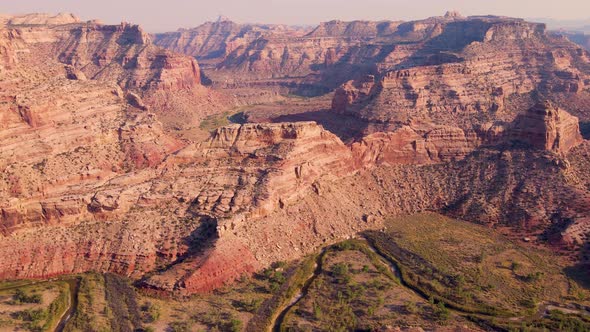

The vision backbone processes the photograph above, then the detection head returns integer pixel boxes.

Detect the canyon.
[1,11,590,301]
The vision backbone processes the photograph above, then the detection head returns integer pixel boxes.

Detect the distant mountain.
[529,17,590,33]
[550,31,590,50]
[531,18,590,50]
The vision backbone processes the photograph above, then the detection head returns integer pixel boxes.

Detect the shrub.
[42,286,69,331]
[335,241,353,251]
[269,282,280,293]
[511,261,521,271]
[169,321,190,332]
[227,318,242,332]
[141,301,161,323]
[11,289,42,304]
[261,266,288,292]
[523,272,544,283]
[11,309,47,322]
[405,301,418,314]
[434,302,450,321]
[331,263,350,279]
[313,302,323,320]
[271,261,287,269]
[519,297,537,309]
[235,298,262,312]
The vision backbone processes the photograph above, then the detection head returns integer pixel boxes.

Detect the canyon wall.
[1,12,590,295]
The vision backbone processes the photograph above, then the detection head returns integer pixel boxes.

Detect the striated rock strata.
[1,12,590,296]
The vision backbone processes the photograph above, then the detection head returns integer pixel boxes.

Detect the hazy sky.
[1,0,589,32]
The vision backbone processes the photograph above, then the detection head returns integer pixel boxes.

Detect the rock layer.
[510,101,584,153]
[1,12,590,296]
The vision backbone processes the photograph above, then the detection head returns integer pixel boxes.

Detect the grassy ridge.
[362,212,590,331]
[246,254,318,332]
[42,282,70,331]
[279,239,477,331]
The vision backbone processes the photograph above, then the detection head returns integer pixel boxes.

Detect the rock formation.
[553,31,590,51]
[153,18,307,66]
[1,15,228,130]
[510,101,583,153]
[156,14,590,121]
[331,28,589,127]
[3,13,81,26]
[1,12,590,296]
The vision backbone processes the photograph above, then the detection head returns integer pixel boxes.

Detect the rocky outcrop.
[510,101,583,153]
[237,148,582,268]
[332,39,588,126]
[557,32,590,51]
[1,15,230,130]
[5,13,80,26]
[155,14,590,123]
[0,68,184,233]
[351,125,480,167]
[306,20,401,38]
[0,117,355,288]
[185,121,355,217]
[0,81,584,288]
[1,12,589,297]
[0,31,16,69]
[53,22,201,91]
[350,102,584,167]
[153,18,306,65]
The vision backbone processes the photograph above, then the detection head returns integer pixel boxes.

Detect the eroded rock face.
[332,39,588,127]
[54,22,200,91]
[349,102,584,166]
[510,101,583,153]
[5,13,80,26]
[153,18,308,65]
[0,116,355,289]
[1,12,590,296]
[0,31,16,69]
[156,14,589,106]
[0,72,185,233]
[351,125,480,167]
[0,16,226,130]
[306,20,401,38]
[180,121,355,218]
[0,70,585,291]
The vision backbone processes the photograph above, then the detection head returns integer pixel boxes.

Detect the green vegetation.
[261,262,288,293]
[246,255,318,331]
[104,274,142,330]
[140,301,161,323]
[11,288,42,304]
[474,309,590,331]
[234,298,263,313]
[12,308,47,331]
[280,240,413,331]
[65,276,99,332]
[168,321,190,332]
[65,273,140,332]
[199,110,246,131]
[42,282,70,331]
[11,308,46,322]
[3,213,590,331]
[0,281,70,332]
[198,311,243,332]
[363,212,585,317]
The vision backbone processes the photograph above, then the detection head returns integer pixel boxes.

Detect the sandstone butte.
[0,12,590,295]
